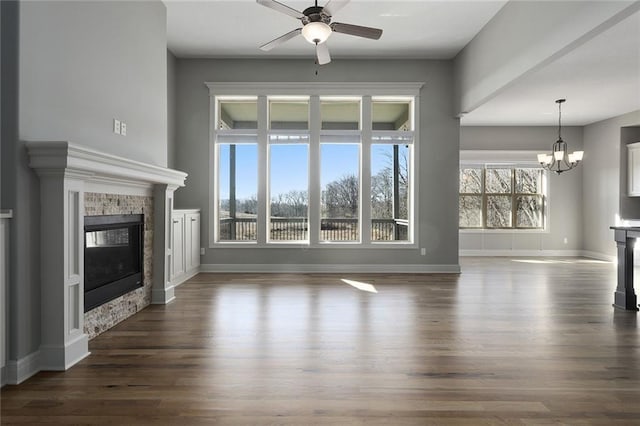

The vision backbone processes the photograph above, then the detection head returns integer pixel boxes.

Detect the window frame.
[459,151,549,233]
[207,82,423,248]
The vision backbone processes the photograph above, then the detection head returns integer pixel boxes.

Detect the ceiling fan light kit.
[302,22,332,44]
[257,0,383,65]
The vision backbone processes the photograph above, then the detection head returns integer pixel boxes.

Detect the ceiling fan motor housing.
[302,6,332,25]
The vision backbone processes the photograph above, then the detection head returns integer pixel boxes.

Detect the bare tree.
[238,194,257,215]
[371,169,393,219]
[322,174,358,218]
[271,190,308,217]
[373,147,409,220]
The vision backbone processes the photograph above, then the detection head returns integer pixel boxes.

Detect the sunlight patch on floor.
[341,279,378,293]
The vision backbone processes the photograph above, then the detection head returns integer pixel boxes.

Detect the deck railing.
[270,217,308,241]
[219,217,408,242]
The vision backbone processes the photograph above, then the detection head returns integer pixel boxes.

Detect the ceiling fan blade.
[260,28,302,51]
[330,22,383,40]
[256,0,304,19]
[316,42,331,65]
[323,0,350,16]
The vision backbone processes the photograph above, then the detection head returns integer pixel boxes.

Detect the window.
[214,96,259,242]
[269,144,309,242]
[459,166,545,229]
[373,99,411,130]
[208,83,421,247]
[270,98,309,130]
[218,99,257,130]
[321,143,360,242]
[218,142,258,241]
[321,99,360,130]
[371,141,411,241]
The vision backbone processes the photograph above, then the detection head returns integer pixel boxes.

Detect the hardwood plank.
[2,257,639,425]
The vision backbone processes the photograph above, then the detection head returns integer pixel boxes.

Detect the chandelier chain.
[558,101,562,140]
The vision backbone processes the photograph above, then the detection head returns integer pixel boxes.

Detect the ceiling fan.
[256,0,383,65]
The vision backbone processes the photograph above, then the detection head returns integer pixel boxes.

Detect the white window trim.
[459,150,551,234]
[207,82,423,249]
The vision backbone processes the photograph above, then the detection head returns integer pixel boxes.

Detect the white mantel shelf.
[25,141,187,377]
[26,141,187,188]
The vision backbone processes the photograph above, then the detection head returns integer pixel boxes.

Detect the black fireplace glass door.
[85,226,140,290]
[84,214,143,312]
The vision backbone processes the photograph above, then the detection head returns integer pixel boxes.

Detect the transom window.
[459,166,545,229]
[208,84,421,247]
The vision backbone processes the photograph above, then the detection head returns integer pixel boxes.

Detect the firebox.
[84,214,144,312]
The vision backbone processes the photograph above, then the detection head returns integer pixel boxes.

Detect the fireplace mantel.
[27,141,187,371]
[27,141,186,188]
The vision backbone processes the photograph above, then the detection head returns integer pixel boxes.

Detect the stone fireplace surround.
[27,142,186,371]
[83,193,153,339]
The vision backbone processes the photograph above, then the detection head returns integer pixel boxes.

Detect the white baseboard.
[459,249,615,262]
[39,334,90,371]
[200,263,461,273]
[172,268,199,287]
[151,284,176,305]
[581,250,616,262]
[460,249,584,257]
[5,350,40,385]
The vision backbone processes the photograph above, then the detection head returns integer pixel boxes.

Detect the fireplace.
[84,214,144,312]
[26,141,185,373]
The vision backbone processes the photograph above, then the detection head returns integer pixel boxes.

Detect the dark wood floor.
[2,257,639,425]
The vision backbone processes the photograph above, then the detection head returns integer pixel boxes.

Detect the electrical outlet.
[200,247,205,255]
[121,122,127,136]
[563,237,568,244]
[420,248,426,256]
[113,119,121,135]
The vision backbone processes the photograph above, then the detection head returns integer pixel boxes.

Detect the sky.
[218,143,406,201]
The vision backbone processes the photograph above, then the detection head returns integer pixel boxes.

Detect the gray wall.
[619,126,640,220]
[19,0,168,166]
[167,49,177,169]
[583,110,640,258]
[1,0,41,365]
[2,0,168,364]
[1,0,17,213]
[174,59,460,267]
[459,126,584,252]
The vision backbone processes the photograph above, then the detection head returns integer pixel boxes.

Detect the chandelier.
[537,99,583,174]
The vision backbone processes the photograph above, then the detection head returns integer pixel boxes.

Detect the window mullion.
[361,96,372,244]
[209,96,217,246]
[482,169,487,229]
[512,169,516,229]
[257,95,268,244]
[309,96,321,246]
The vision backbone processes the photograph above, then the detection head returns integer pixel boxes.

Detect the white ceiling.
[462,8,640,126]
[166,0,508,59]
[165,0,640,126]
